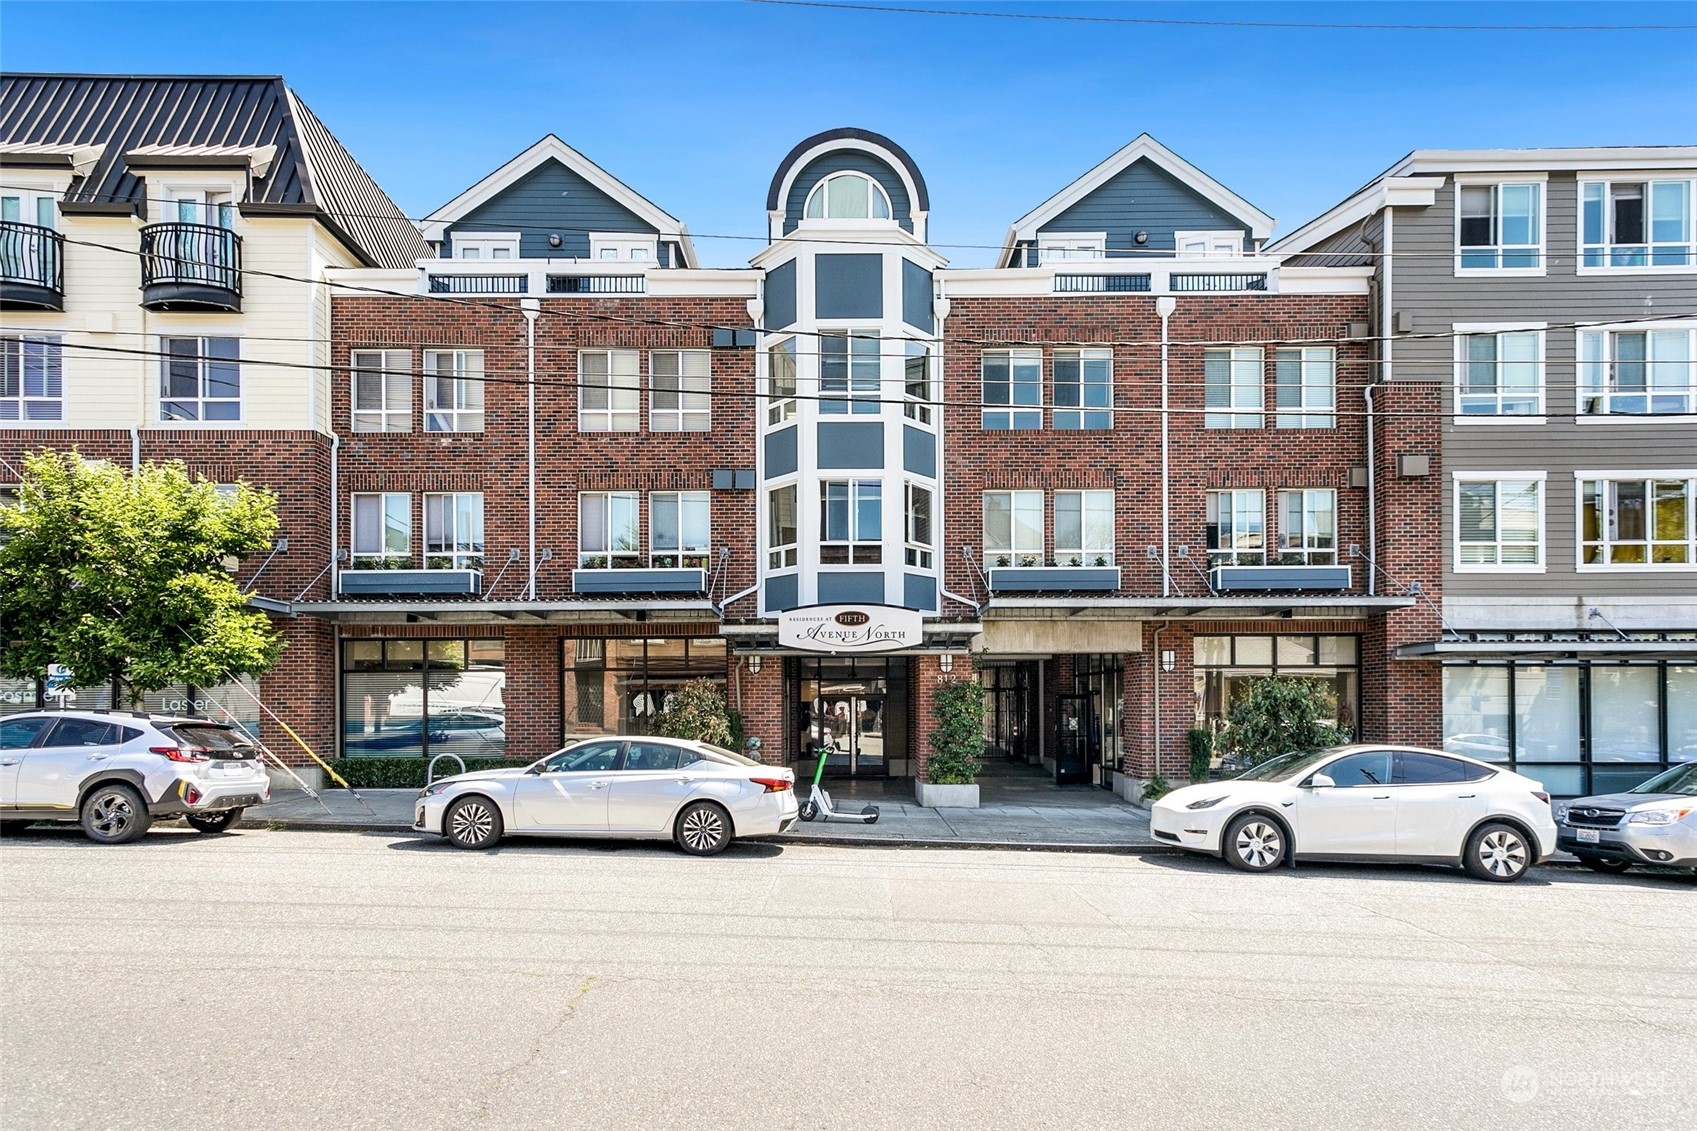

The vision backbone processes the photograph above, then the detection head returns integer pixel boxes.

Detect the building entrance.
[789,657,909,778]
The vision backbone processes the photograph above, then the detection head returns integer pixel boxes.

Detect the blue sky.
[5,1,1694,266]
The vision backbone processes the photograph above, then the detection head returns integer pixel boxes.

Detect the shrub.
[926,676,985,785]
[651,678,734,747]
[326,757,531,790]
[1188,728,1214,783]
[1223,677,1351,767]
[1141,776,1173,803]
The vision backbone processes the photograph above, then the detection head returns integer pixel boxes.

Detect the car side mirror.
[1306,773,1336,789]
[526,763,544,775]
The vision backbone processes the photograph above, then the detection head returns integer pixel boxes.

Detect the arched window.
[804,172,892,220]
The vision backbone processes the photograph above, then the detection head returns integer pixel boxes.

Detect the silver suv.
[1556,762,1697,874]
[0,711,269,844]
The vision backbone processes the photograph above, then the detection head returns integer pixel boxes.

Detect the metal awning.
[1398,631,1697,660]
[284,598,720,625]
[986,595,1417,620]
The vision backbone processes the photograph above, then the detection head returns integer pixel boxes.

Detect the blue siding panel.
[817,422,884,468]
[783,151,913,234]
[902,425,935,478]
[901,258,934,332]
[818,572,886,605]
[765,259,797,330]
[1042,158,1250,255]
[446,158,657,259]
[815,253,883,319]
[903,572,937,612]
[764,425,798,478]
[765,574,800,612]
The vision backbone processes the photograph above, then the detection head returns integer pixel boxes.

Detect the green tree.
[926,676,986,785]
[0,451,282,701]
[1223,677,1351,767]
[650,678,734,747]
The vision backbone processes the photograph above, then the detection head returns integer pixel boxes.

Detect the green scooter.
[797,740,879,823]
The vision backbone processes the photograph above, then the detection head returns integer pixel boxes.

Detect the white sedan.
[413,736,798,855]
[1151,744,1558,882]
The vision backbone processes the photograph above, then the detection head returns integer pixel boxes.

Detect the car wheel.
[185,808,243,834]
[1222,813,1285,873]
[1465,822,1531,882]
[675,801,732,856]
[80,783,151,845]
[444,795,502,849]
[0,820,34,836]
[798,799,819,822]
[1577,853,1631,874]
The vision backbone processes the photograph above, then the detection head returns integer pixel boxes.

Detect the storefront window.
[1193,635,1360,768]
[342,638,505,758]
[0,677,39,716]
[141,677,262,742]
[561,637,726,739]
[1441,666,1510,761]
[1589,666,1660,762]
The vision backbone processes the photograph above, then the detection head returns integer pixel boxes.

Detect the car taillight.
[183,784,202,805]
[751,777,792,793]
[151,745,209,763]
[1532,791,1551,804]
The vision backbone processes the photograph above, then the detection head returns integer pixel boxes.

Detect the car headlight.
[1553,804,1569,822]
[1627,808,1692,826]
[421,780,457,798]
[1186,796,1228,810]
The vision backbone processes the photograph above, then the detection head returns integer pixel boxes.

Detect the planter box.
[572,567,707,595]
[915,781,980,809]
[1210,564,1350,592]
[987,566,1120,592]
[338,568,481,596]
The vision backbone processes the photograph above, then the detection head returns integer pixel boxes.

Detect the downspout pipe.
[329,432,341,598]
[130,428,140,474]
[521,299,540,600]
[1151,621,1167,783]
[1367,209,1393,597]
[1155,297,1177,597]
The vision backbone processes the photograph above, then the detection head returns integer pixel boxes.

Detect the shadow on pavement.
[379,833,787,860]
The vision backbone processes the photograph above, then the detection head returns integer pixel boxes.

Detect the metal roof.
[0,74,428,268]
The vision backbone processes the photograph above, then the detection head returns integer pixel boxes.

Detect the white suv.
[0,711,269,844]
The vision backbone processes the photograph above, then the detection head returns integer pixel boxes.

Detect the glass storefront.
[1442,661,1695,796]
[1077,654,1123,789]
[981,662,1036,763]
[342,638,506,759]
[788,657,909,778]
[1,675,258,740]
[1193,634,1360,750]
[561,637,726,739]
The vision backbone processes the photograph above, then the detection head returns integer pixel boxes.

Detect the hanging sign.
[778,605,924,654]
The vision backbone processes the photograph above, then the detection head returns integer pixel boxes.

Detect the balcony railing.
[1054,273,1150,294]
[428,274,528,294]
[547,274,646,295]
[139,222,242,311]
[0,221,65,310]
[1171,272,1268,292]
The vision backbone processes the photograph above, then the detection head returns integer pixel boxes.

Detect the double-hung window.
[820,480,881,563]
[768,484,798,569]
[1455,477,1542,568]
[984,490,1042,567]
[1579,327,1696,416]
[1277,489,1337,564]
[982,349,1041,430]
[578,491,640,569]
[1456,331,1541,416]
[161,337,239,422]
[423,492,484,570]
[1457,182,1543,271]
[767,339,797,425]
[423,350,484,432]
[905,484,934,569]
[1175,231,1244,258]
[579,349,640,432]
[650,490,710,568]
[1055,490,1114,567]
[1207,490,1265,566]
[820,330,880,414]
[904,341,932,424]
[1,335,63,422]
[1275,347,1336,428]
[1582,179,1694,268]
[350,349,411,432]
[651,350,710,432]
[1053,348,1112,430]
[1205,347,1263,429]
[1581,477,1696,565]
[350,493,410,569]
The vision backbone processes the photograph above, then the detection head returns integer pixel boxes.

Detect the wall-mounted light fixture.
[1160,649,1176,673]
[748,655,762,675]
[548,233,563,248]
[939,653,954,673]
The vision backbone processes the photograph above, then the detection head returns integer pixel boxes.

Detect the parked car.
[1555,762,1696,874]
[413,735,798,855]
[1150,744,1557,882]
[0,711,269,844]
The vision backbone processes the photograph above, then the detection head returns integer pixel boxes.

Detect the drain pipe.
[521,298,540,599]
[1151,621,1168,784]
[1366,209,1393,597]
[328,433,341,598]
[1155,297,1177,597]
[130,427,140,474]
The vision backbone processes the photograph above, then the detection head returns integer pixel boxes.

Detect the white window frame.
[1276,488,1337,565]
[820,479,882,564]
[819,329,881,415]
[164,182,237,230]
[1036,231,1106,265]
[1579,177,1697,273]
[767,338,798,426]
[453,232,520,260]
[984,490,1043,568]
[1454,176,1546,276]
[159,336,241,423]
[649,490,711,568]
[579,349,641,432]
[578,491,640,569]
[350,492,411,569]
[1,335,64,423]
[1577,324,1697,418]
[903,340,933,425]
[1052,347,1113,430]
[649,349,711,432]
[349,349,411,433]
[1054,489,1115,567]
[1452,473,1545,572]
[588,233,658,262]
[767,483,798,570]
[1576,471,1697,571]
[0,184,60,230]
[423,492,484,570]
[982,349,1042,430]
[1175,230,1244,258]
[1207,489,1266,566]
[1205,347,1264,429]
[803,173,892,222]
[1452,326,1544,419]
[905,483,934,569]
[421,350,484,433]
[1275,346,1337,429]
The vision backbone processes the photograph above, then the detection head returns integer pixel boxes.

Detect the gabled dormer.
[419,135,697,267]
[999,133,1274,268]
[766,128,930,243]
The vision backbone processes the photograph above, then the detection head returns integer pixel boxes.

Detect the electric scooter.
[797,740,879,823]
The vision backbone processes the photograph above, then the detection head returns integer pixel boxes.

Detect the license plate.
[1576,828,1600,843]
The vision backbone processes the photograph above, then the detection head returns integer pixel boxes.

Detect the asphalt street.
[1,826,1691,1131]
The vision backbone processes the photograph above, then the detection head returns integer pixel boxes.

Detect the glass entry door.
[792,658,906,778]
[1055,693,1095,785]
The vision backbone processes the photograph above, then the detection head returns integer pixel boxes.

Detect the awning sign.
[778,605,924,654]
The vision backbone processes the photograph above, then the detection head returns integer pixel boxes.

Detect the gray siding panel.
[765,574,799,612]
[766,259,797,330]
[1042,157,1251,254]
[782,151,913,234]
[815,253,883,319]
[817,422,884,468]
[902,424,935,477]
[902,258,934,332]
[818,572,885,605]
[903,572,937,612]
[764,425,798,478]
[447,158,656,259]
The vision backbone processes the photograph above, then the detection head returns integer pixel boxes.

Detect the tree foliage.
[0,451,282,698]
[926,676,986,785]
[1223,677,1351,766]
[650,678,734,747]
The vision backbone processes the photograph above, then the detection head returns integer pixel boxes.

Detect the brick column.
[505,627,562,761]
[730,654,786,765]
[259,616,336,766]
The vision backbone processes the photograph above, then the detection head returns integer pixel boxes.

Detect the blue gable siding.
[901,259,934,332]
[783,151,913,234]
[1041,158,1250,255]
[446,158,658,259]
[766,259,797,329]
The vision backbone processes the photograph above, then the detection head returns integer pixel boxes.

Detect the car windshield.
[1628,761,1697,797]
[1232,747,1350,782]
